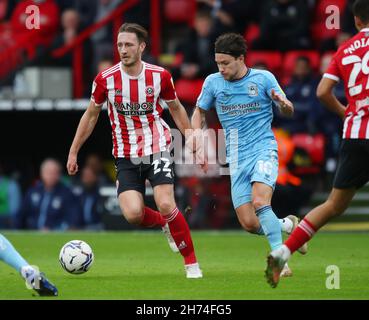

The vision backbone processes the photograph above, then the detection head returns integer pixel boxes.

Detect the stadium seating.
[311,0,347,45]
[291,133,326,175]
[246,51,282,75]
[164,0,197,26]
[243,24,260,48]
[174,78,204,105]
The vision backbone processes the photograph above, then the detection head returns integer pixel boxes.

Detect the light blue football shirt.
[197,68,285,163]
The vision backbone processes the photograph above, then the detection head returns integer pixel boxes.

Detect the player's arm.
[316,77,345,119]
[67,101,102,175]
[166,98,192,136]
[191,106,207,130]
[271,89,294,117]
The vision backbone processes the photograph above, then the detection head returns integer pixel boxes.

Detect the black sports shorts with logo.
[333,139,369,189]
[115,151,174,196]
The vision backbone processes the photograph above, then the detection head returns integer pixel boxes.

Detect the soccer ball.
[59,240,94,274]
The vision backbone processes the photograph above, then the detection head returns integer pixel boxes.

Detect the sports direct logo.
[25,5,40,30]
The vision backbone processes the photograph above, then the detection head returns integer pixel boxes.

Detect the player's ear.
[354,16,363,31]
[139,41,146,52]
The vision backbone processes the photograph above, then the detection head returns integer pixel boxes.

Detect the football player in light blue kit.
[191,33,307,277]
[0,233,58,296]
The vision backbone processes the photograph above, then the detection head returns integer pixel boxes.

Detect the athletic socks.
[285,218,316,254]
[165,207,197,265]
[0,233,29,273]
[255,205,283,251]
[140,206,166,228]
[257,217,293,235]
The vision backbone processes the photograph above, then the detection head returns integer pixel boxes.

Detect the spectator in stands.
[10,0,60,47]
[0,163,21,229]
[251,61,268,70]
[317,53,344,159]
[72,166,104,230]
[49,8,82,66]
[84,153,112,186]
[198,0,263,36]
[97,58,113,73]
[90,0,121,72]
[253,0,311,51]
[175,9,218,80]
[273,56,320,133]
[0,0,16,21]
[271,128,314,217]
[14,158,82,231]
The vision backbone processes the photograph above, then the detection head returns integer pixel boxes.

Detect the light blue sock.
[256,219,285,235]
[255,206,283,250]
[0,234,29,273]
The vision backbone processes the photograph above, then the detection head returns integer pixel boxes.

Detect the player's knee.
[156,200,175,215]
[122,208,143,225]
[252,197,268,211]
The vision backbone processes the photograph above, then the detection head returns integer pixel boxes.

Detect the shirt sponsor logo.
[221,102,261,116]
[114,101,154,116]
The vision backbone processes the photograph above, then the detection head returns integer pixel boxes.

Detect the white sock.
[20,265,37,281]
[281,245,291,261]
[279,218,293,233]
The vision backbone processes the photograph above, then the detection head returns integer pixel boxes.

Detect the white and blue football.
[59,240,94,274]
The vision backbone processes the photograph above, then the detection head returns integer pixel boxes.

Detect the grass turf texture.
[1,231,368,299]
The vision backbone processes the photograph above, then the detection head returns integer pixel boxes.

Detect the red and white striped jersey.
[91,61,176,158]
[324,28,369,139]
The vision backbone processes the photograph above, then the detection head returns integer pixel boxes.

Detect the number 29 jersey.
[324,28,369,139]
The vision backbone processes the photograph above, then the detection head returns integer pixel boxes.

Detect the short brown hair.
[353,0,369,24]
[215,33,247,58]
[118,23,148,44]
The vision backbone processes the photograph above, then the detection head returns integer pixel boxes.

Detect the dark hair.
[296,56,311,65]
[214,33,247,58]
[118,23,148,44]
[353,0,369,24]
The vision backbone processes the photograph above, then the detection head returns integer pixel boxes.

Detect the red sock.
[166,207,197,265]
[140,207,166,228]
[285,218,317,254]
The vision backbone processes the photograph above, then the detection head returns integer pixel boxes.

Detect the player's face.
[215,53,244,81]
[117,32,145,67]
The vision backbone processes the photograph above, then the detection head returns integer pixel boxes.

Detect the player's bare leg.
[118,190,167,227]
[118,190,145,224]
[154,184,202,278]
[266,187,356,288]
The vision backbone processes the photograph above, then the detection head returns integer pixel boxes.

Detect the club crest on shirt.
[115,89,122,95]
[145,86,154,97]
[247,83,258,97]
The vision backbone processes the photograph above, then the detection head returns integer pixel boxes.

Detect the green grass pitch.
[1,231,368,299]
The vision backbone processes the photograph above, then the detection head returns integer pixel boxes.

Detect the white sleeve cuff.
[323,73,340,82]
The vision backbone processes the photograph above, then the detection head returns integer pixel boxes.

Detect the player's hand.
[67,153,79,175]
[271,89,293,117]
[185,130,208,173]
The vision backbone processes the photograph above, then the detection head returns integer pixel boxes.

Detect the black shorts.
[115,151,174,196]
[333,139,369,189]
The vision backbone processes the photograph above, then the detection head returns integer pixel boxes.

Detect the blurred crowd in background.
[0,0,357,230]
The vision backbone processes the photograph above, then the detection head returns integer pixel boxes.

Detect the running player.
[191,32,307,277]
[67,23,202,278]
[266,0,369,288]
